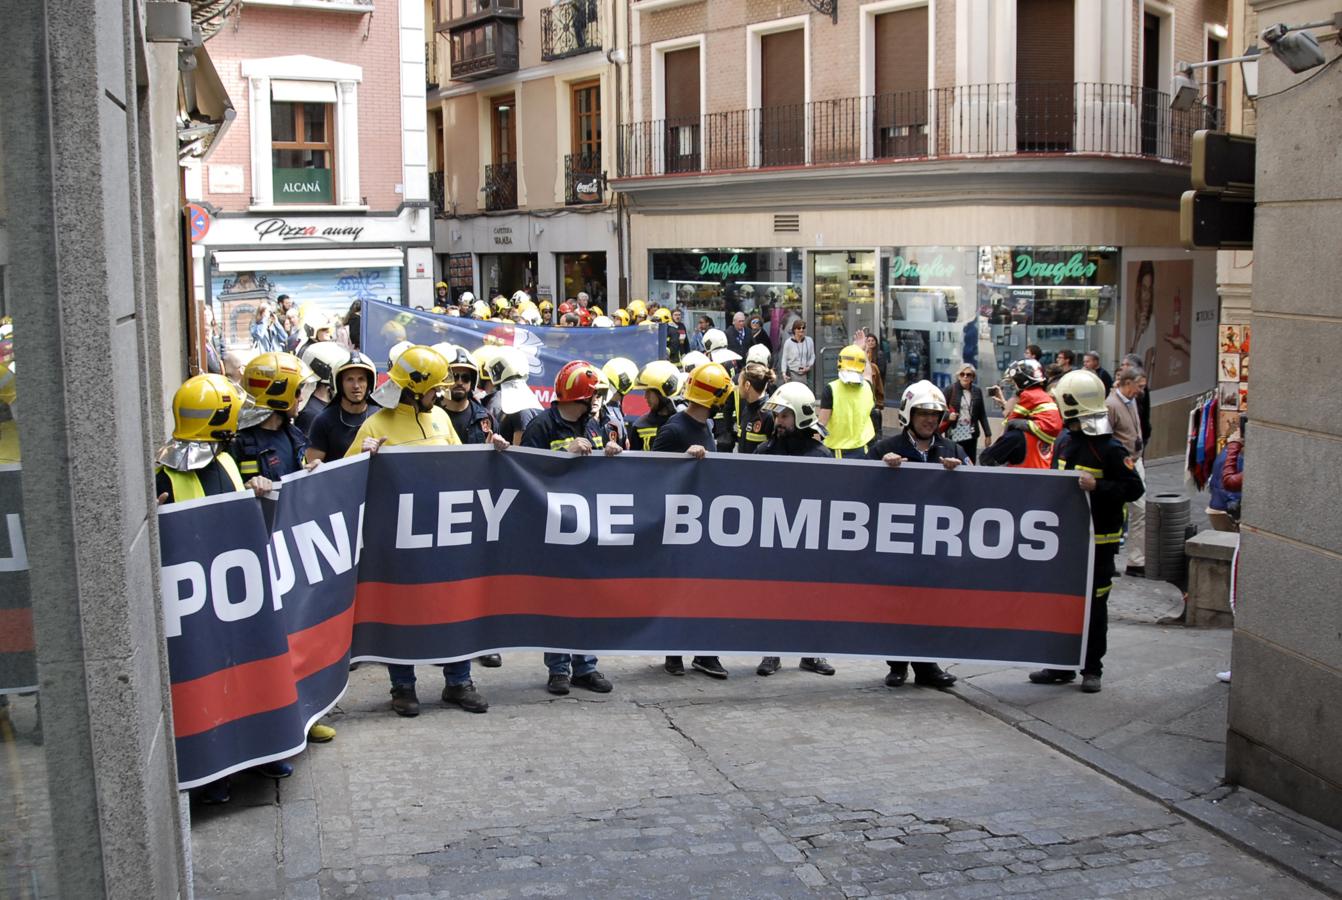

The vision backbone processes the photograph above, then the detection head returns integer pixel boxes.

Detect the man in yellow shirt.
[345,345,493,718]
[818,344,875,459]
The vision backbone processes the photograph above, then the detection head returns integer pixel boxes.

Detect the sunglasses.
[959,373,975,378]
[450,372,474,383]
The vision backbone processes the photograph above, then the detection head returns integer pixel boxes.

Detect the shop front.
[436,209,618,308]
[193,206,433,354]
[647,247,804,338]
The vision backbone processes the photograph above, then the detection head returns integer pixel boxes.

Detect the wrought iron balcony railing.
[429,171,446,216]
[618,82,1207,179]
[542,0,600,61]
[484,162,518,211]
[565,152,604,205]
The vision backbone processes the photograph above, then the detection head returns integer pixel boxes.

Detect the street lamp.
[1172,16,1337,110]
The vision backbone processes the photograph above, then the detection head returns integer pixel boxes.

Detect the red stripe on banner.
[0,608,34,653]
[354,577,1085,636]
[171,608,354,739]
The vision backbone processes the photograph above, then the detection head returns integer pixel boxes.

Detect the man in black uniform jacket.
[651,361,734,679]
[1029,369,1144,693]
[754,382,836,678]
[873,380,966,690]
[629,360,683,450]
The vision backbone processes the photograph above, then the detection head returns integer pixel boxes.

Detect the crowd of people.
[153,286,1153,805]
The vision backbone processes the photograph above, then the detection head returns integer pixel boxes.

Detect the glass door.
[810,250,878,389]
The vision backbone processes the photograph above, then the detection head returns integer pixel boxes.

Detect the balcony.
[436,0,522,82]
[429,170,446,216]
[542,0,600,61]
[483,162,517,211]
[617,82,1206,179]
[564,152,604,205]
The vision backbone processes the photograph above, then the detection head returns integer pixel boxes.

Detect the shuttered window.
[1016,0,1075,151]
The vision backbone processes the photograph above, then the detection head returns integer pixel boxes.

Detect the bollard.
[1144,492,1191,587]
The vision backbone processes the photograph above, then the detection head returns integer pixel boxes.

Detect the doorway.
[810,251,878,388]
[759,28,805,167]
[1141,11,1163,155]
[1015,0,1075,152]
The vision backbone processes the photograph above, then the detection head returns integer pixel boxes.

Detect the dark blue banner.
[162,447,1094,788]
[361,299,667,405]
[0,466,35,695]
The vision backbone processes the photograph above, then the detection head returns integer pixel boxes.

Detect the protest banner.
[162,448,1093,788]
[360,299,667,407]
[0,465,35,695]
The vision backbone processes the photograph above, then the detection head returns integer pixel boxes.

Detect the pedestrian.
[700,329,741,452]
[345,346,488,717]
[652,361,734,680]
[944,364,992,463]
[689,315,712,352]
[483,346,543,445]
[155,374,293,803]
[520,360,618,697]
[864,332,886,437]
[598,357,639,449]
[1083,351,1114,396]
[437,344,499,447]
[1029,369,1144,694]
[1121,353,1152,448]
[752,381,836,679]
[296,342,347,434]
[1024,344,1042,361]
[873,381,965,690]
[305,351,377,463]
[1206,417,1244,532]
[629,360,682,450]
[671,307,690,358]
[818,344,876,460]
[336,299,361,350]
[1106,367,1147,576]
[779,319,815,384]
[734,360,774,455]
[747,313,773,355]
[249,303,282,353]
[727,311,751,360]
[1056,348,1076,374]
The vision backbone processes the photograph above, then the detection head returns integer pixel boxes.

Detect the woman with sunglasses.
[944,364,992,463]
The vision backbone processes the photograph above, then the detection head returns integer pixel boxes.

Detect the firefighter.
[979,359,1062,469]
[520,360,618,696]
[231,352,318,483]
[627,298,648,324]
[818,344,875,460]
[154,374,293,800]
[483,346,542,445]
[629,360,682,451]
[598,357,638,449]
[306,350,378,463]
[0,363,18,464]
[651,361,734,679]
[734,360,774,454]
[1029,369,1144,694]
[344,346,485,717]
[539,299,555,325]
[699,329,741,452]
[873,380,967,690]
[436,344,505,448]
[297,341,350,434]
[753,382,836,678]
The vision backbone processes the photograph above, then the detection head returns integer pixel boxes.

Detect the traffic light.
[1181,130,1256,250]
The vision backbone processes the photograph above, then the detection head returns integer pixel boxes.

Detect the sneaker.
[800,657,835,676]
[571,671,613,693]
[257,761,293,779]
[756,656,781,676]
[692,656,728,679]
[442,681,489,713]
[547,673,571,695]
[1216,670,1232,684]
[1028,669,1077,685]
[307,723,337,743]
[885,662,908,687]
[477,654,503,668]
[1081,674,1103,693]
[390,684,420,717]
[664,656,685,676]
[196,778,231,805]
[912,664,956,688]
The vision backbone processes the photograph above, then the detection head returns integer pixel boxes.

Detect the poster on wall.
[211,267,404,352]
[1126,259,1194,391]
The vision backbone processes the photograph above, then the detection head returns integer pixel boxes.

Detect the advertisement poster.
[1127,259,1194,391]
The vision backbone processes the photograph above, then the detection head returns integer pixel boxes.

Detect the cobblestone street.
[191,645,1329,899]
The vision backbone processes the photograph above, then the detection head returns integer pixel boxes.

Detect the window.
[270,101,335,204]
[570,80,600,160]
[491,93,516,165]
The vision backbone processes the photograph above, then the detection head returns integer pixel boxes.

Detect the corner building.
[616,0,1229,455]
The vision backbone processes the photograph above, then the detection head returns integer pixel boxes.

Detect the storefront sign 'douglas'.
[890,254,956,281]
[699,254,749,278]
[1013,252,1098,285]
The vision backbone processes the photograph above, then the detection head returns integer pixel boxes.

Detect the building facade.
[615,0,1229,455]
[428,0,621,307]
[188,0,434,357]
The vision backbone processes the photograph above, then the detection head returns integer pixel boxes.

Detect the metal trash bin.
[1145,492,1191,586]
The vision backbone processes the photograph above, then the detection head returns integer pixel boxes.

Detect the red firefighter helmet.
[554,360,602,402]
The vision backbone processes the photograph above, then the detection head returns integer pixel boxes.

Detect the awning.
[178,45,235,161]
[271,79,338,104]
[213,248,405,272]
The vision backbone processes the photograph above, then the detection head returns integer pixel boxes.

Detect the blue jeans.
[387,661,471,688]
[544,653,598,677]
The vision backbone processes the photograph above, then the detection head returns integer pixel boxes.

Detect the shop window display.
[648,249,802,346]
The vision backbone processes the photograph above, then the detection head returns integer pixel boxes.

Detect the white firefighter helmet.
[679,350,709,373]
[1052,369,1112,435]
[485,346,530,385]
[897,380,948,428]
[591,315,615,328]
[701,328,741,365]
[746,343,772,367]
[762,381,819,431]
[388,340,414,367]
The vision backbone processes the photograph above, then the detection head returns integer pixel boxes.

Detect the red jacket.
[1222,439,1244,492]
[1007,386,1064,469]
